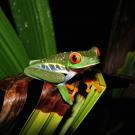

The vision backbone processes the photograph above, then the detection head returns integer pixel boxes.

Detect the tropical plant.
[0,1,106,135]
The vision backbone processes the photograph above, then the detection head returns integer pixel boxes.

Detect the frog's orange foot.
[85,81,91,93]
[66,84,78,101]
[66,84,74,91]
[70,87,78,101]
[93,82,104,93]
[84,80,104,93]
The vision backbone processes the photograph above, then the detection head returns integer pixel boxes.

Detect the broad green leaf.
[20,110,63,135]
[9,0,57,59]
[20,110,50,135]
[19,72,106,135]
[67,73,106,134]
[59,95,85,135]
[0,9,29,79]
[39,112,62,135]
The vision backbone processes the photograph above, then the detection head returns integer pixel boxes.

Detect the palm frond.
[9,0,56,59]
[0,8,29,79]
[19,72,106,135]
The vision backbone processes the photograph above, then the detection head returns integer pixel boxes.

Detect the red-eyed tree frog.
[24,47,100,105]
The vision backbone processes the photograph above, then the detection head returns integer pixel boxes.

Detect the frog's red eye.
[69,52,81,64]
[95,47,100,57]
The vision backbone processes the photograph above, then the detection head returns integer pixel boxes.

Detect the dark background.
[1,0,135,135]
[49,0,118,62]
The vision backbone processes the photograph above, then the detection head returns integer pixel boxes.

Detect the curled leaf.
[0,74,31,124]
[36,82,70,116]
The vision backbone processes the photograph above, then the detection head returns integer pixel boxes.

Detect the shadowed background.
[1,0,135,135]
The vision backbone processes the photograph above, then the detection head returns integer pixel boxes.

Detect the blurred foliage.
[103,0,135,97]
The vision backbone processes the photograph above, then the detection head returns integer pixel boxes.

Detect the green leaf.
[0,9,29,79]
[66,73,106,134]
[117,52,135,75]
[20,110,63,135]
[9,0,57,59]
[59,95,85,135]
[20,110,50,135]
[39,112,62,135]
[19,72,106,135]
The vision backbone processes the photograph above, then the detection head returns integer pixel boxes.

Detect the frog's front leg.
[56,71,77,105]
[57,83,73,105]
[84,79,105,93]
[66,82,79,100]
[57,70,78,105]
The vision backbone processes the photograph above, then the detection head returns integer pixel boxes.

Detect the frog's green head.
[67,47,100,69]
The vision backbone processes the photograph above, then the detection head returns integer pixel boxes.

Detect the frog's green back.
[28,47,100,69]
[44,52,70,65]
[44,47,99,64]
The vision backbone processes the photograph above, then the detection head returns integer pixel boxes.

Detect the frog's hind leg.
[84,79,105,93]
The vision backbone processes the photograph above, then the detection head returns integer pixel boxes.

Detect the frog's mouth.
[70,62,100,73]
[70,61,100,70]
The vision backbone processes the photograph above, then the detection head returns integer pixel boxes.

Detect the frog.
[24,46,100,105]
